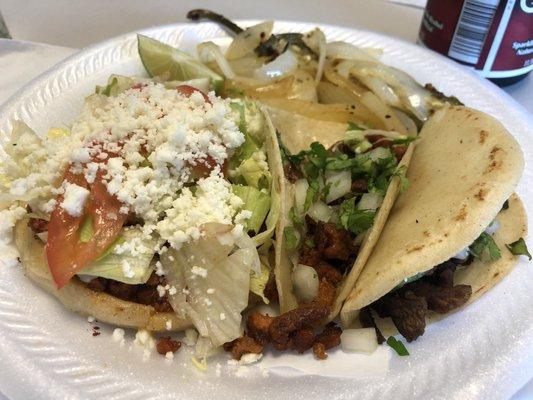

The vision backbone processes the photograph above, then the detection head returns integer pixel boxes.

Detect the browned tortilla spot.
[475,286,486,294]
[423,230,431,237]
[453,205,467,221]
[479,130,488,144]
[474,188,487,201]
[493,272,500,278]
[407,244,424,254]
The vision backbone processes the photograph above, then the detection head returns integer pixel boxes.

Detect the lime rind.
[137,34,223,91]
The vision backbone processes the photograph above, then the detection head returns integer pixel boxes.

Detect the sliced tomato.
[176,85,210,103]
[46,161,127,289]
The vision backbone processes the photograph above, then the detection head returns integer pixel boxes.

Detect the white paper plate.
[0,21,531,400]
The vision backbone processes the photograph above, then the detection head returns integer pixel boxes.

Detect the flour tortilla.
[341,106,525,327]
[268,107,415,318]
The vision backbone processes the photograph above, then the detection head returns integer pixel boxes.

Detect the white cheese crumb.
[168,286,177,296]
[165,320,173,331]
[121,260,135,278]
[71,147,91,163]
[157,284,168,298]
[60,182,90,216]
[219,313,226,321]
[206,288,215,294]
[155,261,165,276]
[87,316,95,323]
[165,351,174,360]
[191,266,208,278]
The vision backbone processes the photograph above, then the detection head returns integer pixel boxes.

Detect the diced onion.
[326,41,381,62]
[367,147,393,162]
[197,41,236,79]
[293,264,319,302]
[340,328,378,353]
[254,50,298,82]
[307,201,332,222]
[325,170,352,203]
[485,219,500,235]
[293,179,309,214]
[226,21,274,60]
[357,192,383,212]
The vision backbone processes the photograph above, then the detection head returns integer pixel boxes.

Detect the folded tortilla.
[268,107,414,319]
[341,106,526,329]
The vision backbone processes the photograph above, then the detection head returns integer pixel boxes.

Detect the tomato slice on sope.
[46,86,212,288]
[46,160,127,289]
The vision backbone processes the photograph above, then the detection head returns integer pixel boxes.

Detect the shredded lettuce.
[161,226,257,357]
[250,262,271,304]
[232,184,271,234]
[78,215,94,243]
[95,75,136,96]
[235,154,271,189]
[79,228,158,284]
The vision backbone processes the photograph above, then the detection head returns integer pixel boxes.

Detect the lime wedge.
[137,34,223,91]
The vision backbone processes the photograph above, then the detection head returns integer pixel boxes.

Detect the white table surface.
[0,1,531,399]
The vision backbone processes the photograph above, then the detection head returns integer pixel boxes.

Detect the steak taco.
[340,106,528,342]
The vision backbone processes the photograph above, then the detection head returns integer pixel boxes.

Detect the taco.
[340,106,528,342]
[2,77,285,358]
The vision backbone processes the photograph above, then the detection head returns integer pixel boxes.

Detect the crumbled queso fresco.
[1,82,250,252]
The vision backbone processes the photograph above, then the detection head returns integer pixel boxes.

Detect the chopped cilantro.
[304,237,315,248]
[339,198,375,234]
[283,226,299,251]
[347,121,365,131]
[392,136,417,146]
[304,179,319,212]
[289,206,303,226]
[469,232,502,261]
[386,336,409,356]
[505,238,531,260]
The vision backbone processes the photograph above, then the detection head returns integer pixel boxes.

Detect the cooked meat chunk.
[365,134,386,143]
[315,322,342,350]
[388,294,427,342]
[284,162,302,183]
[299,245,322,267]
[425,285,472,314]
[247,312,274,345]
[86,272,173,312]
[106,280,137,301]
[313,261,343,286]
[291,328,316,353]
[393,145,407,162]
[314,279,336,307]
[87,277,107,292]
[156,337,181,355]
[264,275,279,303]
[312,342,327,360]
[224,336,264,360]
[371,139,393,149]
[268,303,330,348]
[28,218,48,234]
[315,222,353,261]
[351,178,367,193]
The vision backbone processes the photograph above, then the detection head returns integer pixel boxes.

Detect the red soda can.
[418,0,533,86]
